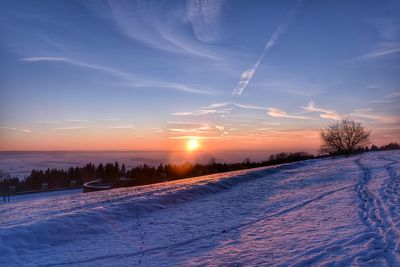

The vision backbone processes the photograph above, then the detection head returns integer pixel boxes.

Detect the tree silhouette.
[320,119,370,156]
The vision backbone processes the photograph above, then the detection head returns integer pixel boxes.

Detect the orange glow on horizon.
[1,125,396,153]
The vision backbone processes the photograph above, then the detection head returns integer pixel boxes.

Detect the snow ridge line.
[42,184,352,266]
[355,157,399,265]
[0,161,312,254]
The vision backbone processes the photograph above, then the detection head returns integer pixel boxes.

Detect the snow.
[0,150,399,266]
[4,189,82,204]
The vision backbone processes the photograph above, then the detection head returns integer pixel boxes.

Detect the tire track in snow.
[355,156,400,265]
[42,183,352,266]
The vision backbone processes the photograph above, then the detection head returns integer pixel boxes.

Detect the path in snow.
[0,151,399,266]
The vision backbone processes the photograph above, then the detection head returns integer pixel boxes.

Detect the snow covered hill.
[1,150,399,266]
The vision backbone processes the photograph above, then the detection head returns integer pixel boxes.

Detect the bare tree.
[320,119,370,156]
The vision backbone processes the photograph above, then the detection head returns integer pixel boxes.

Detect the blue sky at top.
[0,0,399,150]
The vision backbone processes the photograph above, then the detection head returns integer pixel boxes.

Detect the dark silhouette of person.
[2,187,11,203]
[2,193,9,203]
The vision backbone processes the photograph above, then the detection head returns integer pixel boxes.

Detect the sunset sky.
[0,0,399,152]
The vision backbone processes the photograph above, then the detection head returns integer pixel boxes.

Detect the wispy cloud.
[344,42,400,62]
[166,121,226,140]
[64,119,90,123]
[171,109,231,116]
[262,122,282,126]
[0,126,31,133]
[302,101,341,120]
[21,57,211,94]
[233,103,268,110]
[32,120,60,124]
[371,90,400,103]
[356,46,400,60]
[150,127,164,133]
[171,112,196,116]
[107,124,134,129]
[186,0,224,43]
[342,17,400,63]
[366,18,399,41]
[252,79,341,97]
[232,69,255,96]
[200,102,231,109]
[122,81,213,95]
[54,126,88,130]
[104,0,220,60]
[350,109,399,123]
[366,85,383,89]
[232,0,302,96]
[199,102,268,111]
[385,91,400,98]
[21,57,66,62]
[172,101,278,119]
[166,121,204,126]
[171,102,233,117]
[21,57,135,81]
[267,107,310,120]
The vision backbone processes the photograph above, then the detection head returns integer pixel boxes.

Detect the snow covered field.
[1,150,399,266]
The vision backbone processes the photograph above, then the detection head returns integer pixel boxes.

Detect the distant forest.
[1,142,399,194]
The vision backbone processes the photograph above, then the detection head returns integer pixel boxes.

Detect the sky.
[0,0,399,152]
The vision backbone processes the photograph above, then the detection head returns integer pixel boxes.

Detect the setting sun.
[186,139,200,152]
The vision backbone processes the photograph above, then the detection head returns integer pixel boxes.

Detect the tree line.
[1,151,315,194]
[1,141,399,194]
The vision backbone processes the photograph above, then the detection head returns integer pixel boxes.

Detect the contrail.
[232,0,303,96]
